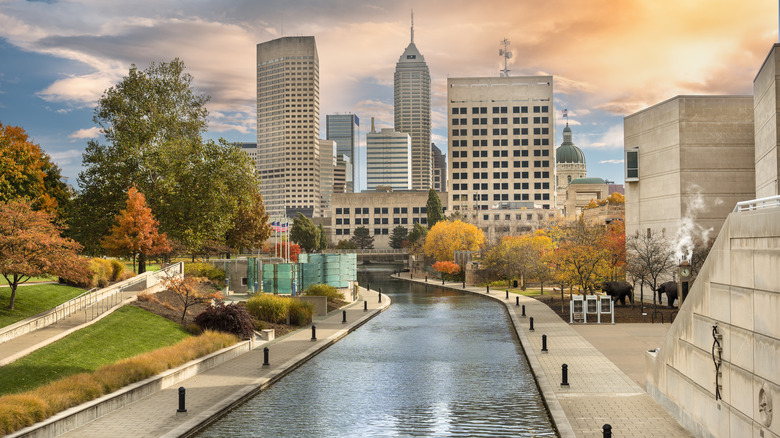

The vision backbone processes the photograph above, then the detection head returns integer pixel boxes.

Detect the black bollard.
[529,317,535,331]
[522,304,526,317]
[561,364,570,386]
[364,300,368,311]
[602,424,612,437]
[425,275,428,282]
[463,281,466,289]
[443,278,445,285]
[367,282,370,291]
[542,335,548,353]
[177,387,187,412]
[378,288,382,303]
[311,325,317,341]
[410,272,413,279]
[342,310,347,324]
[506,290,509,299]
[486,285,490,294]
[263,347,270,366]
[516,296,520,307]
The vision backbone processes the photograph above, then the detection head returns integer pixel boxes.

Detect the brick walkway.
[397,273,691,438]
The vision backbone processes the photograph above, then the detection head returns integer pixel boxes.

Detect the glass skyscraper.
[326,114,360,192]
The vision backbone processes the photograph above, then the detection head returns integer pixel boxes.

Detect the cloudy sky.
[0,0,777,190]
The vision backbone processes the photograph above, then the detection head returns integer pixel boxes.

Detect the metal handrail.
[733,195,780,212]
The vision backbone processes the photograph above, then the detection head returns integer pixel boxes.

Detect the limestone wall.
[646,205,780,438]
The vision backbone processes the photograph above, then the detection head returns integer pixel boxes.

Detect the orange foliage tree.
[161,275,221,324]
[262,242,301,262]
[0,199,90,309]
[101,187,171,274]
[604,220,626,280]
[548,218,611,293]
[423,220,484,262]
[432,261,461,276]
[485,230,553,289]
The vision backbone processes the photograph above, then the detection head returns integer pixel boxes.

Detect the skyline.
[0,0,777,190]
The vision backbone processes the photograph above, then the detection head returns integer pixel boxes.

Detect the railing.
[733,195,780,212]
[323,249,409,254]
[52,287,98,323]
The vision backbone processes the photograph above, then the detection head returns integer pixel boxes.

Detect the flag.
[271,221,279,232]
[281,222,289,232]
[562,109,568,118]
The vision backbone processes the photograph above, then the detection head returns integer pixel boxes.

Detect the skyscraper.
[431,142,447,191]
[319,139,336,216]
[326,114,360,192]
[394,13,431,190]
[256,36,321,218]
[366,124,412,191]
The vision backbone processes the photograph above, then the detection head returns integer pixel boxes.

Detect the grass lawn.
[0,276,55,285]
[0,284,86,328]
[0,306,190,396]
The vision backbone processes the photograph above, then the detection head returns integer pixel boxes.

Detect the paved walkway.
[394,273,691,438]
[45,289,390,438]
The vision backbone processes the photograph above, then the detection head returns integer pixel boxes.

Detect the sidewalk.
[395,273,691,438]
[21,288,390,438]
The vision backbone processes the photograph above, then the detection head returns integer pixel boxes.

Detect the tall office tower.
[431,142,447,191]
[366,123,412,190]
[394,13,431,190]
[447,76,556,212]
[333,155,349,194]
[326,114,360,192]
[319,139,336,216]
[257,36,321,218]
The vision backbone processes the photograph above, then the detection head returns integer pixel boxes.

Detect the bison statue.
[655,281,678,308]
[601,281,633,306]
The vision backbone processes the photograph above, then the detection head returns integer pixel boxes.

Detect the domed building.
[555,123,587,209]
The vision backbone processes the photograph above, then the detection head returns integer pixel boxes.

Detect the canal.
[196,265,556,437]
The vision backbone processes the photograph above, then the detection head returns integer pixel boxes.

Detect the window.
[393,218,400,225]
[413,207,419,214]
[374,207,380,214]
[344,208,350,214]
[343,229,350,235]
[626,148,639,181]
[382,218,388,224]
[336,218,342,225]
[374,218,380,224]
[401,207,407,214]
[336,208,342,215]
[375,228,382,235]
[382,208,388,214]
[343,218,350,225]
[382,228,389,235]
[336,229,342,235]
[393,207,400,214]
[452,107,459,114]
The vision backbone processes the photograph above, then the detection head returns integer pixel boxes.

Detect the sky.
[0,0,777,191]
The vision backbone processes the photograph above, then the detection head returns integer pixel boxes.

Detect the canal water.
[196,265,555,437]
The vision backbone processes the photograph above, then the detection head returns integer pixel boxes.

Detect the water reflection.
[196,266,555,437]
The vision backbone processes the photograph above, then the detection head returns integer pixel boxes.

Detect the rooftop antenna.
[499,38,512,77]
[281,13,284,37]
[411,10,414,43]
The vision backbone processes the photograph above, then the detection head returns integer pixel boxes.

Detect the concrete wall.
[624,96,755,240]
[754,44,780,198]
[646,204,780,438]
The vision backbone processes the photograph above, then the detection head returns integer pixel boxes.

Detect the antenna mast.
[499,38,512,77]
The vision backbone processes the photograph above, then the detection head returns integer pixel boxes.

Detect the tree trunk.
[132,254,137,274]
[8,283,17,310]
[138,253,147,274]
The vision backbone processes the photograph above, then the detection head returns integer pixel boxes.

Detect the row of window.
[335,217,429,225]
[451,182,550,190]
[452,171,550,179]
[452,117,549,125]
[451,127,550,136]
[451,106,550,115]
[451,160,551,169]
[335,206,434,215]
[451,139,551,147]
[452,149,550,158]
[450,190,552,201]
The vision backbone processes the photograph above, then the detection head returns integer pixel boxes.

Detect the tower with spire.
[394,11,432,190]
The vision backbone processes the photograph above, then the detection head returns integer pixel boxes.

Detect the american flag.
[271,221,279,232]
[562,109,568,118]
[280,222,289,232]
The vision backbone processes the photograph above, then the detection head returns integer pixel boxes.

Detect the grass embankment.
[0,306,237,434]
[0,285,85,328]
[0,276,54,285]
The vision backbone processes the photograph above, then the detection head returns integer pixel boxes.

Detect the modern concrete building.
[754,44,780,198]
[319,139,336,216]
[256,36,321,218]
[329,189,446,249]
[241,142,258,166]
[555,124,587,210]
[623,96,755,240]
[394,14,432,190]
[326,114,359,192]
[333,154,350,195]
[431,142,447,191]
[447,76,556,216]
[366,126,412,191]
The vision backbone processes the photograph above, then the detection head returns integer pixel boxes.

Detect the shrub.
[184,262,226,282]
[303,284,344,302]
[109,259,125,281]
[432,261,461,275]
[194,301,255,339]
[88,258,113,288]
[245,294,289,324]
[288,300,314,326]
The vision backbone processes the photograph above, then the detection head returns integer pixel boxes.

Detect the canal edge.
[167,287,391,438]
[392,274,575,438]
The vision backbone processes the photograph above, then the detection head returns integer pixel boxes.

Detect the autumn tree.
[551,218,611,293]
[350,226,374,249]
[407,222,428,254]
[604,220,626,280]
[225,191,272,256]
[0,122,70,219]
[424,220,484,262]
[290,213,319,253]
[335,240,358,250]
[626,228,675,307]
[161,275,219,324]
[426,188,444,228]
[485,231,552,289]
[70,59,261,256]
[389,226,408,249]
[0,199,90,309]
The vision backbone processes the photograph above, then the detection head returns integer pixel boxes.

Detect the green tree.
[0,199,90,309]
[318,224,328,251]
[0,122,70,219]
[225,191,272,256]
[335,239,358,250]
[389,226,408,249]
[290,213,319,253]
[350,226,374,249]
[426,188,444,229]
[70,59,262,256]
[407,222,428,254]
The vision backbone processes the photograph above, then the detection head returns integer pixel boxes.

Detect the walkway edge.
[168,289,391,438]
[392,274,576,438]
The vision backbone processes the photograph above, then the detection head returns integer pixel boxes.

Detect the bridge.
[322,249,409,265]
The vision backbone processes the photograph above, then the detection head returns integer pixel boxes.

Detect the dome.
[556,125,586,164]
[569,177,606,185]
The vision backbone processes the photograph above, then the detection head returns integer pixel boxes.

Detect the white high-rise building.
[394,13,431,190]
[447,76,556,214]
[256,36,321,218]
[366,125,412,191]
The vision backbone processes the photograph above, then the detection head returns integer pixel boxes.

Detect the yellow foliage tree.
[485,230,552,289]
[423,220,484,262]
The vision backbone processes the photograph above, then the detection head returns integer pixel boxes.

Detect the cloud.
[599,159,624,164]
[68,127,101,139]
[47,148,82,165]
[582,124,623,149]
